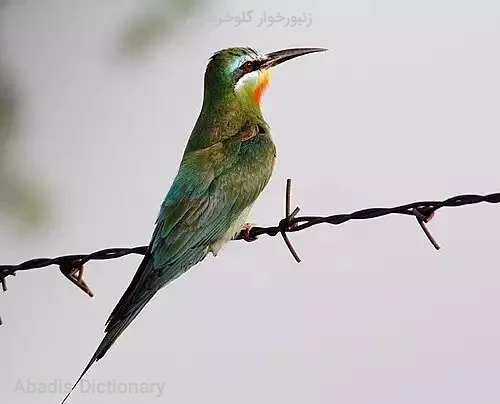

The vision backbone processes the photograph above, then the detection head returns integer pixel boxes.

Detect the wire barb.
[2,179,500,325]
[60,263,94,298]
[412,207,440,250]
[278,179,301,262]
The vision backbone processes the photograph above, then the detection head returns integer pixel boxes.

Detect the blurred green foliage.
[0,67,48,231]
[119,0,205,57]
[0,0,207,231]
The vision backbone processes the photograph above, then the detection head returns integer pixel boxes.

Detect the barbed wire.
[2,179,500,325]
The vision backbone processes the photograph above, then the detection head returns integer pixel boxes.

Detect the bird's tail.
[60,257,157,404]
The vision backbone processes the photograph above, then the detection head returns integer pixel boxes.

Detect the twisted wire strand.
[1,179,499,324]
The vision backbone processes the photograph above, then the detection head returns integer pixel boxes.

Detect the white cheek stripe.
[234,70,260,92]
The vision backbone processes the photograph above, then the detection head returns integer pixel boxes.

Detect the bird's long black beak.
[260,47,327,69]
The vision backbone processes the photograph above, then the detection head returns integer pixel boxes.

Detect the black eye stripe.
[240,61,253,72]
[239,60,262,73]
[233,59,262,85]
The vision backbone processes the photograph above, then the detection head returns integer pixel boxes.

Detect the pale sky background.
[1,0,500,403]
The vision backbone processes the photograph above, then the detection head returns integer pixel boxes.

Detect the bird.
[60,46,326,403]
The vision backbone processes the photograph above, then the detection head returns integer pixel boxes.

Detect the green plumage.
[61,46,324,404]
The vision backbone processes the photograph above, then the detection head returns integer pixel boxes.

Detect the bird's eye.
[241,61,254,72]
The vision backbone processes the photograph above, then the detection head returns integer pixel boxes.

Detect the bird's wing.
[110,127,271,318]
[61,126,274,404]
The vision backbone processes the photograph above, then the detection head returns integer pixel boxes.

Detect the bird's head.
[204,47,326,107]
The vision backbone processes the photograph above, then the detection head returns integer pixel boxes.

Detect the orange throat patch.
[251,70,271,104]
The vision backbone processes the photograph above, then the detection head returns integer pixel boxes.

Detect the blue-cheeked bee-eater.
[61,46,326,403]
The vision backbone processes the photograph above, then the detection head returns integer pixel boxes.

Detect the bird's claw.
[240,223,258,242]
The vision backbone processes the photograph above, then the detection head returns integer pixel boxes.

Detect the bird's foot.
[239,223,258,242]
